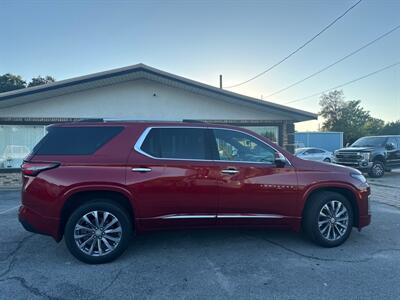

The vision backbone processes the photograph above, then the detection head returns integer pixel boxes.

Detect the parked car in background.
[295,147,333,162]
[0,145,30,168]
[19,121,371,264]
[333,135,400,178]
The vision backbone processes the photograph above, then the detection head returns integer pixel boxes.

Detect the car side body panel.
[19,122,371,242]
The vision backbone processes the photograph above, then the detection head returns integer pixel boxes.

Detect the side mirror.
[385,143,395,150]
[274,152,287,168]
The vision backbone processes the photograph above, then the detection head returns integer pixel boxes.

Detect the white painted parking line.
[0,205,20,215]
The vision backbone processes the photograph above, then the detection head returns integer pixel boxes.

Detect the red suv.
[19,121,371,264]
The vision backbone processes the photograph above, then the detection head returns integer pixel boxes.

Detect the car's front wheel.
[303,191,353,247]
[64,200,132,264]
[368,161,385,178]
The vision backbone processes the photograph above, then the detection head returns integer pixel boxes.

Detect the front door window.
[213,129,275,164]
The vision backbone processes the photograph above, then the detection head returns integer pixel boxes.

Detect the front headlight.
[351,173,367,183]
[361,152,370,160]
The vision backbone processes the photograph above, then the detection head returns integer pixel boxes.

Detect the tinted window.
[140,128,210,160]
[351,137,387,147]
[213,129,275,163]
[312,149,325,154]
[33,126,123,155]
[387,137,398,149]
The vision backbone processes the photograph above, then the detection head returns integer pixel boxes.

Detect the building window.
[0,125,46,169]
[242,126,279,144]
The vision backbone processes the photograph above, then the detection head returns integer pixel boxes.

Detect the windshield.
[351,137,386,147]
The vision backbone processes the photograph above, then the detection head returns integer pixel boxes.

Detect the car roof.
[49,120,249,131]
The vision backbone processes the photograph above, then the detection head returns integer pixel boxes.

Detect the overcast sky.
[1,0,399,130]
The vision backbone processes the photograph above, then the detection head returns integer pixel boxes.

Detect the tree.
[379,120,400,135]
[319,90,345,131]
[319,90,380,144]
[0,73,26,93]
[364,117,385,136]
[28,75,56,87]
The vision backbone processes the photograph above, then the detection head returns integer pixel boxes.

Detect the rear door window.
[33,126,123,155]
[140,128,212,160]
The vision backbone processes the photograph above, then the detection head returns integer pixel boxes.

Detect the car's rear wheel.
[303,192,353,247]
[323,158,331,162]
[65,200,132,264]
[368,161,385,178]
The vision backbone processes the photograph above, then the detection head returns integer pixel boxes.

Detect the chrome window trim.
[133,126,292,166]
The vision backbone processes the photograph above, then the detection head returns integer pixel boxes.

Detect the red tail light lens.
[21,162,60,176]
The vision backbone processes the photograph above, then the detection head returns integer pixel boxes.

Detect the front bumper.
[357,190,371,230]
[359,214,371,228]
[333,159,373,171]
[18,205,61,241]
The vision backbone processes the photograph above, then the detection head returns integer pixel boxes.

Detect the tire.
[323,158,331,163]
[64,200,133,264]
[368,161,385,178]
[303,191,353,247]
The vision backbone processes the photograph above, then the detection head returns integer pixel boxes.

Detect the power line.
[267,24,400,98]
[224,0,363,89]
[284,61,400,104]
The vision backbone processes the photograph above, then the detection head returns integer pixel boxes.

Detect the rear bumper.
[18,205,62,242]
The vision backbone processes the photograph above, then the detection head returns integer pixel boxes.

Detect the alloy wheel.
[372,163,384,177]
[318,200,349,241]
[74,210,122,256]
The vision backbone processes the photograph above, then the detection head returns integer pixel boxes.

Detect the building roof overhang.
[0,63,317,122]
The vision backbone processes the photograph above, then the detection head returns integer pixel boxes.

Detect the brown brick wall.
[0,172,21,188]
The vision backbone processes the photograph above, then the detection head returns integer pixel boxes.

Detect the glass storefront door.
[0,125,46,169]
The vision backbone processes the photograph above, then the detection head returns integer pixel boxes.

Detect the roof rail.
[77,118,104,122]
[182,119,206,123]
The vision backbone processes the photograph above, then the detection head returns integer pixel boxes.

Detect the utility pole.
[219,75,223,89]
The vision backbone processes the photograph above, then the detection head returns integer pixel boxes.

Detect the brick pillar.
[283,121,295,154]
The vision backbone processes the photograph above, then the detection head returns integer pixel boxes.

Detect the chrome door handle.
[221,168,239,175]
[132,167,152,172]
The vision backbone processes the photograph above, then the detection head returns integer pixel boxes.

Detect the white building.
[0,64,316,169]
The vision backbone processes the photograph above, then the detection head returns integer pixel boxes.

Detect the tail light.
[21,162,60,176]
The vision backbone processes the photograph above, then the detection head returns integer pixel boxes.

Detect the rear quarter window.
[32,126,124,155]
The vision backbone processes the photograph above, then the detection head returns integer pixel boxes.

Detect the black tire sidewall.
[304,192,353,247]
[64,200,132,264]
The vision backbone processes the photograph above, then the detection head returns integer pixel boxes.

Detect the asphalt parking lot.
[1,175,400,300]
